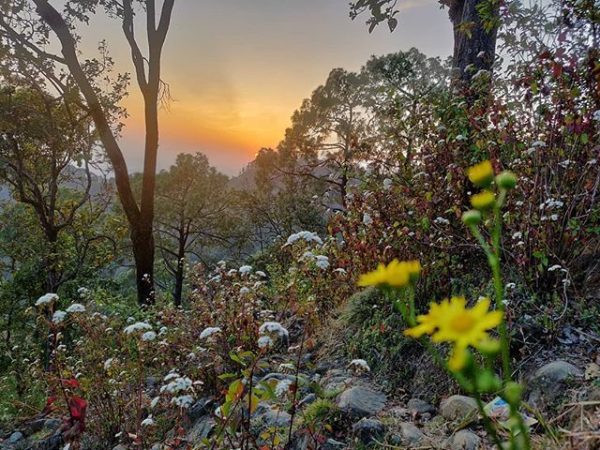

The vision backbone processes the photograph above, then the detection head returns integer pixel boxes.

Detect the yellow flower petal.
[467,160,494,187]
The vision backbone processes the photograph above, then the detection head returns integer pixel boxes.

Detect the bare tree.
[0,0,176,304]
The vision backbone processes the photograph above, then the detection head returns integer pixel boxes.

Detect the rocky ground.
[2,349,598,450]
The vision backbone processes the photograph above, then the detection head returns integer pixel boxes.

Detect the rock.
[187,397,214,423]
[407,398,435,415]
[352,418,385,445]
[322,439,345,449]
[253,406,291,428]
[298,393,316,408]
[398,422,424,446]
[112,446,128,450]
[6,432,24,445]
[337,386,387,418]
[528,361,582,408]
[440,395,478,421]
[448,430,481,450]
[186,416,216,443]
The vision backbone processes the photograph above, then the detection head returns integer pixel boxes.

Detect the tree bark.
[173,233,185,307]
[443,0,499,83]
[29,0,175,305]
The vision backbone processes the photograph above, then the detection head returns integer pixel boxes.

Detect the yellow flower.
[358,259,420,288]
[404,296,503,371]
[467,160,494,187]
[470,190,496,210]
[404,298,448,338]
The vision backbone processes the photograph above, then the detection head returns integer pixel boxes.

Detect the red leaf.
[68,395,88,431]
[62,378,80,389]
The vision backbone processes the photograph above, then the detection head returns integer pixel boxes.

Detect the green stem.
[473,391,504,450]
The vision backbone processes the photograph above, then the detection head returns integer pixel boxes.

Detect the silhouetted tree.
[0,0,176,305]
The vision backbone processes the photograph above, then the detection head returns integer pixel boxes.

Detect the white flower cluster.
[123,322,153,335]
[539,198,564,210]
[35,293,58,306]
[285,231,323,246]
[259,321,289,339]
[66,303,86,313]
[239,265,253,275]
[52,310,66,324]
[199,326,221,340]
[434,216,450,226]
[160,372,194,409]
[141,331,157,342]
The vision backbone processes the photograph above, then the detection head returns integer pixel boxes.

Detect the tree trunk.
[173,236,185,307]
[444,0,498,83]
[131,223,155,305]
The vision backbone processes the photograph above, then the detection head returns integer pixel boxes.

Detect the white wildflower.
[199,327,221,339]
[548,265,562,272]
[141,331,157,342]
[239,287,251,295]
[66,303,86,313]
[434,216,450,226]
[285,231,323,246]
[255,271,267,278]
[363,213,373,226]
[257,335,273,349]
[123,322,153,335]
[171,395,194,408]
[383,178,393,190]
[239,265,253,275]
[141,415,154,427]
[315,255,330,270]
[35,293,58,306]
[104,358,115,371]
[259,322,289,338]
[52,310,66,324]
[593,110,600,121]
[150,396,160,408]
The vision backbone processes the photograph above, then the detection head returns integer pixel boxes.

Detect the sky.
[80,0,453,176]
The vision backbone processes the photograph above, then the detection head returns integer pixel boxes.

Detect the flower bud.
[503,381,523,406]
[462,210,482,226]
[496,171,517,190]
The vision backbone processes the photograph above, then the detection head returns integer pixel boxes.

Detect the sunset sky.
[81,0,453,175]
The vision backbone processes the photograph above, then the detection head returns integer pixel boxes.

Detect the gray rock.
[439,395,478,421]
[323,439,346,449]
[407,398,435,415]
[398,422,424,446]
[528,361,582,408]
[186,416,216,443]
[352,418,385,445]
[253,406,291,428]
[6,432,24,445]
[112,446,128,450]
[448,430,481,450]
[298,393,317,408]
[337,386,387,418]
[187,397,214,423]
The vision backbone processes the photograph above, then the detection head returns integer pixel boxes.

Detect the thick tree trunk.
[443,0,499,83]
[131,223,155,305]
